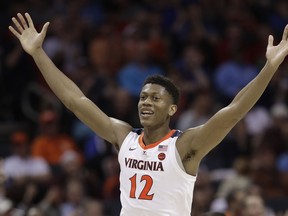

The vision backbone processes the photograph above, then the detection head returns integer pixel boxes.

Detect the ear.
[168,105,177,116]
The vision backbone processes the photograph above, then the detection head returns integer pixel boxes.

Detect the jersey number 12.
[129,174,154,200]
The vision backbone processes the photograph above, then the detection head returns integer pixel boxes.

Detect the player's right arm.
[9,13,132,147]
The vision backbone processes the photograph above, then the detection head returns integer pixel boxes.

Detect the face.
[243,196,265,216]
[138,84,177,128]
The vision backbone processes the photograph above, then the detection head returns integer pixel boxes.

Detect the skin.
[8,13,288,177]
[242,195,266,216]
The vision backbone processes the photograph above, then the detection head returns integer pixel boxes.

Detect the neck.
[142,126,171,146]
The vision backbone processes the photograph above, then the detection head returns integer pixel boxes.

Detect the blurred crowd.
[1,0,288,215]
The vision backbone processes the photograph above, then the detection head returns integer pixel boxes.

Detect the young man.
[8,13,288,215]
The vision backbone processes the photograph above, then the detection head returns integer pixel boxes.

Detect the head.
[183,45,204,69]
[10,131,30,158]
[138,75,179,128]
[241,195,266,216]
[226,189,246,213]
[84,199,104,216]
[134,40,150,64]
[26,207,44,216]
[60,150,82,177]
[88,37,110,68]
[65,178,85,205]
[39,109,60,136]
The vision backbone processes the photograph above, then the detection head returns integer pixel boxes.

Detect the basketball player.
[8,13,288,215]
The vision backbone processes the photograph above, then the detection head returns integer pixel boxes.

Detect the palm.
[9,13,49,55]
[19,27,44,54]
[266,25,288,68]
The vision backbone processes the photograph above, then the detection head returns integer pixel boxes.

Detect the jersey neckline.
[138,129,176,150]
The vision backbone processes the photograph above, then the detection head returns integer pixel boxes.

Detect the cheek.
[158,107,171,118]
[137,101,142,110]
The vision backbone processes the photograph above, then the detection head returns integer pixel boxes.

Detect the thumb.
[40,22,50,37]
[268,35,274,48]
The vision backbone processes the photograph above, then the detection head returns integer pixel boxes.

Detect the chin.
[139,118,153,127]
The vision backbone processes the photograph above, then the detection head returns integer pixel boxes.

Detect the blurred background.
[0,0,288,215]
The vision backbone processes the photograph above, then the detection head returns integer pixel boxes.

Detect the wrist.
[31,47,45,58]
[265,60,279,72]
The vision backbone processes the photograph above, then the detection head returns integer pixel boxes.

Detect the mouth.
[140,109,154,118]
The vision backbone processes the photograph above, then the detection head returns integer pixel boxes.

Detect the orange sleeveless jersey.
[118,129,197,216]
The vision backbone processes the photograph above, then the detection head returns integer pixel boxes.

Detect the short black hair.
[143,75,180,104]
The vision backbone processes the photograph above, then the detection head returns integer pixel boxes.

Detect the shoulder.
[132,128,143,135]
[175,127,201,154]
[123,128,142,141]
[3,156,19,164]
[171,129,183,138]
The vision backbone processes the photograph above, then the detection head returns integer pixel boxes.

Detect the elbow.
[62,96,79,111]
[226,104,246,125]
[64,96,89,113]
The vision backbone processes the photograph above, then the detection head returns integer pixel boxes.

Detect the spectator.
[26,207,45,216]
[214,42,258,105]
[60,178,86,216]
[224,189,246,216]
[118,39,164,98]
[277,153,288,196]
[173,45,210,99]
[38,184,62,216]
[176,88,213,130]
[210,157,252,212]
[241,194,271,216]
[84,199,104,216]
[31,109,82,170]
[3,130,51,184]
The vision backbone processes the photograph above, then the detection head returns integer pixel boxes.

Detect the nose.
[140,97,152,106]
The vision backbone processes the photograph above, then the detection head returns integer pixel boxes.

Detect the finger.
[12,17,24,33]
[8,26,21,38]
[282,24,288,41]
[17,13,28,29]
[25,12,34,28]
[40,22,50,37]
[268,35,274,47]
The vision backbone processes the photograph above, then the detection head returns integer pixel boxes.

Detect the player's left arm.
[178,24,288,166]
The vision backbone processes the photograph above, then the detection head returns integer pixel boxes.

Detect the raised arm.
[9,13,132,147]
[178,24,288,169]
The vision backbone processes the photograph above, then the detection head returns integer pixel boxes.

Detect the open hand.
[266,24,288,69]
[9,13,50,56]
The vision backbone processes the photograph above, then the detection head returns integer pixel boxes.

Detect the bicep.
[181,105,240,158]
[71,96,132,146]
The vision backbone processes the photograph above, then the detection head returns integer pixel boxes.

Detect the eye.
[140,95,146,100]
[153,96,160,101]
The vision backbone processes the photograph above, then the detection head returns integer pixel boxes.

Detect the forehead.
[141,83,167,95]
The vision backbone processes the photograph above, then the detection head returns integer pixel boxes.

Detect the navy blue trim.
[132,128,143,135]
[132,128,182,137]
[171,130,183,138]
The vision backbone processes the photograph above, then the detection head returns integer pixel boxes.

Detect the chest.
[121,141,173,174]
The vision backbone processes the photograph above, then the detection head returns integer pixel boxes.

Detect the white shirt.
[118,129,196,216]
[3,155,50,178]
